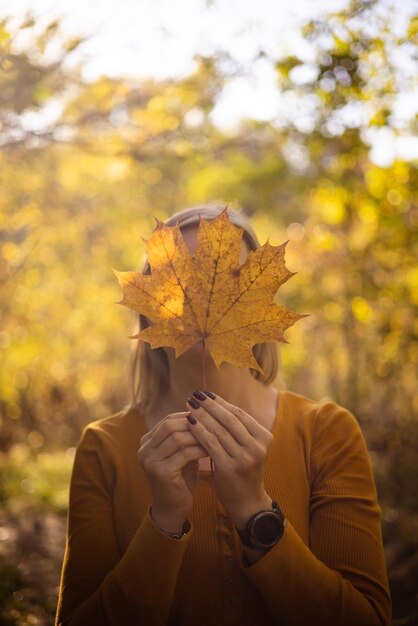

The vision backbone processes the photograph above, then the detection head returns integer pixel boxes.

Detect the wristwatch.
[236,500,285,550]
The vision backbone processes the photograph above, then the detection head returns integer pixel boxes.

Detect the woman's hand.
[186,392,273,529]
[138,413,207,533]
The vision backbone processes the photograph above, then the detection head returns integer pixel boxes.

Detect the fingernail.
[193,390,206,401]
[204,390,216,399]
[187,397,200,409]
[186,412,197,425]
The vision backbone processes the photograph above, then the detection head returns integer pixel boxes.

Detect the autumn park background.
[0,0,417,624]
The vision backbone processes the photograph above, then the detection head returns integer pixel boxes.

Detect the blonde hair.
[130,204,282,414]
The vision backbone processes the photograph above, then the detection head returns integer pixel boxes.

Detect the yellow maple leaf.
[114,209,305,373]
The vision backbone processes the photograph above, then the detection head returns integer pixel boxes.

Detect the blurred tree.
[270,3,418,622]
[0,16,82,146]
[0,16,86,450]
[271,0,418,420]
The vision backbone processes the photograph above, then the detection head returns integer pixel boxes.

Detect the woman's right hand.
[137,412,207,533]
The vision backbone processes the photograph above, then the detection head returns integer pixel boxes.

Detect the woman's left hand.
[186,391,274,529]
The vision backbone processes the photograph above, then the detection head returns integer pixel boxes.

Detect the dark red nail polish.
[187,396,200,409]
[204,390,216,399]
[193,390,206,401]
[186,412,197,425]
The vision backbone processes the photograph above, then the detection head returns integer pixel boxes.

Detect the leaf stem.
[201,338,214,477]
[202,338,206,390]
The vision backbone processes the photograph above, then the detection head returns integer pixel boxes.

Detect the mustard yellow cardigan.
[56,390,391,625]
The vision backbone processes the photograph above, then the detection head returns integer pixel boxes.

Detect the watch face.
[252,512,284,548]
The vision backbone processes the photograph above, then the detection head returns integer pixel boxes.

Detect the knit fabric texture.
[55,390,391,626]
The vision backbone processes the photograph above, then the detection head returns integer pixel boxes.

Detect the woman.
[56,205,391,626]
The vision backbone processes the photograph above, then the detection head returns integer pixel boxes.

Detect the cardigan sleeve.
[241,402,391,626]
[55,426,191,626]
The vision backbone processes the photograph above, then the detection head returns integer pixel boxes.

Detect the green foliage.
[0,446,73,512]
